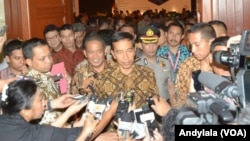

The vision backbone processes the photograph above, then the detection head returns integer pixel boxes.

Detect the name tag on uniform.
[162,69,169,72]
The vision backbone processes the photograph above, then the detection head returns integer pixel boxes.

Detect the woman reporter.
[0,79,98,141]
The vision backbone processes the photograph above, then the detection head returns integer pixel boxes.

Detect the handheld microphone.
[118,112,134,139]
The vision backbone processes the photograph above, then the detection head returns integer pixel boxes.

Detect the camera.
[213,30,250,69]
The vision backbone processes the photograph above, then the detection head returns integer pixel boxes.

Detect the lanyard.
[168,50,180,70]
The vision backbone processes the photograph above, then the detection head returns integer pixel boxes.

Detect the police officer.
[136,25,174,100]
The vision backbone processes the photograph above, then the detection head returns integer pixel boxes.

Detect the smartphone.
[0,25,7,36]
[192,70,204,91]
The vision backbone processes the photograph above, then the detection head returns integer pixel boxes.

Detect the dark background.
[79,0,115,15]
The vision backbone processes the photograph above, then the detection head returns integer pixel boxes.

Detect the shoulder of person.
[135,64,154,72]
[75,60,88,71]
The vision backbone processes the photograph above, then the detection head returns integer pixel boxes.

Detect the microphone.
[118,112,134,139]
[198,72,239,98]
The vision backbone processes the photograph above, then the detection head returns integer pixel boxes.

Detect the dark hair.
[1,80,38,115]
[43,24,59,37]
[59,24,74,33]
[110,31,134,50]
[3,39,23,56]
[114,17,125,30]
[210,36,230,52]
[72,22,86,32]
[189,22,216,42]
[118,23,137,34]
[97,29,115,46]
[22,38,47,59]
[83,31,106,50]
[98,17,109,27]
[161,109,178,141]
[167,21,185,35]
[208,20,227,33]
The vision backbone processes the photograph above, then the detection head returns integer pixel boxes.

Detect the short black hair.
[110,31,134,50]
[59,24,74,33]
[98,29,115,46]
[118,23,137,34]
[83,31,106,50]
[1,80,37,115]
[22,38,47,59]
[208,20,227,31]
[167,21,185,35]
[43,24,59,37]
[3,39,23,56]
[189,22,216,42]
[210,36,230,52]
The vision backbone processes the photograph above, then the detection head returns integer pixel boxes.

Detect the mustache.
[169,39,178,43]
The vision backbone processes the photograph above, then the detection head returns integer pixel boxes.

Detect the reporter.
[0,79,98,141]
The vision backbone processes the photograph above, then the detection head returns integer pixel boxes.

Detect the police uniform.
[137,25,174,100]
[136,55,174,100]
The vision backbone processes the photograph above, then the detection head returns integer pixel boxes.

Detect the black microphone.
[198,72,239,98]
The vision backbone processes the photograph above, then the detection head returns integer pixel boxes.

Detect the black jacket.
[0,114,81,141]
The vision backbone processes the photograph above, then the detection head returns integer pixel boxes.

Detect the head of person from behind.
[23,38,53,74]
[1,80,45,122]
[110,31,136,75]
[139,25,160,59]
[210,36,231,77]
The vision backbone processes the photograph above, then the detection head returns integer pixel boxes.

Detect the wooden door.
[4,0,73,40]
[197,0,250,36]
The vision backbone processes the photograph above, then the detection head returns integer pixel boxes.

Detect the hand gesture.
[151,96,171,117]
[51,94,76,109]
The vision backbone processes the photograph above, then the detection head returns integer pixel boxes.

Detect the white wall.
[0,0,5,27]
[115,0,191,13]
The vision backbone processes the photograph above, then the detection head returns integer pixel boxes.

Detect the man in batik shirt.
[71,32,114,95]
[172,23,216,108]
[91,32,159,134]
[23,38,62,125]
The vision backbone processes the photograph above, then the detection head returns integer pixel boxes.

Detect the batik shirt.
[94,64,159,108]
[93,64,159,131]
[172,57,201,108]
[70,60,115,95]
[157,45,190,80]
[25,69,62,125]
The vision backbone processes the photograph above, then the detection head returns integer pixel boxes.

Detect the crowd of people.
[0,8,249,141]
